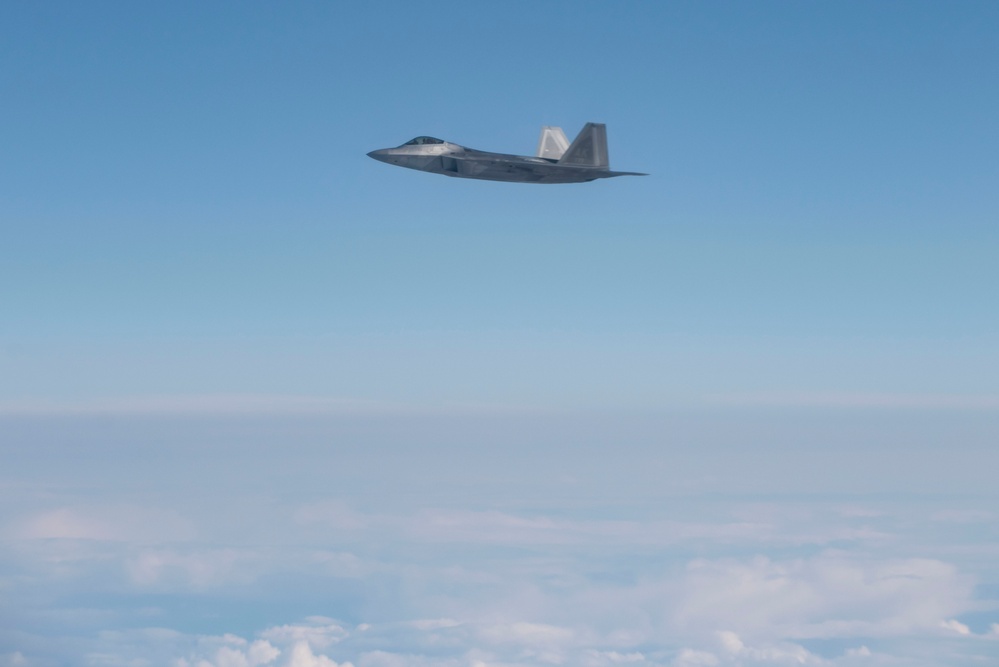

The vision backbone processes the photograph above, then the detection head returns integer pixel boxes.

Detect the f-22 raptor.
[367,123,646,184]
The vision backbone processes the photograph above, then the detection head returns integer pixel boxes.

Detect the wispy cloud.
[672,553,975,640]
[126,548,265,589]
[0,395,554,417]
[261,619,349,650]
[12,506,194,543]
[707,392,999,410]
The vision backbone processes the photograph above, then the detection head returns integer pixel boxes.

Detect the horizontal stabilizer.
[536,126,570,160]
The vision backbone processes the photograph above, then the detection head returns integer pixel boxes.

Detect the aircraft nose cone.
[367,149,391,162]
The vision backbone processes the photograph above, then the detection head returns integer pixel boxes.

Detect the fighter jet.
[367,123,646,184]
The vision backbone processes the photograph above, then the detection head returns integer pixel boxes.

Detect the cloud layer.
[2,409,998,667]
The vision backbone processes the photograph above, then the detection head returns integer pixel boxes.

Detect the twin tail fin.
[557,122,609,168]
[538,122,645,176]
[536,126,570,160]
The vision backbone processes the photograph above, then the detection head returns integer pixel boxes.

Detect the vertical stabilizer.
[536,126,570,160]
[557,122,609,168]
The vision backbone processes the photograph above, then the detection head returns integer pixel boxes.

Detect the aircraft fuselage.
[369,144,613,184]
[367,124,645,184]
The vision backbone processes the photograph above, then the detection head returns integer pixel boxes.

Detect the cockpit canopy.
[402,136,445,146]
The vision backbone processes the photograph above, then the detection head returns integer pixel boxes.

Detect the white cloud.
[720,631,825,665]
[672,649,718,667]
[939,619,971,636]
[672,638,906,667]
[356,651,463,667]
[283,642,350,667]
[248,642,281,666]
[409,618,463,631]
[672,553,975,640]
[406,509,790,548]
[398,507,891,551]
[5,497,994,667]
[13,506,194,543]
[179,626,353,667]
[184,640,279,667]
[674,633,826,667]
[213,646,251,667]
[583,650,645,665]
[474,621,574,652]
[126,548,259,588]
[0,653,29,667]
[260,620,348,650]
[716,632,743,654]
[471,621,575,665]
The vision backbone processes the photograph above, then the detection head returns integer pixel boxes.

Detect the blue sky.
[2,2,998,667]
[3,2,998,407]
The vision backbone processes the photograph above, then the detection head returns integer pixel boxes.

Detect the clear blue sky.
[1,3,998,666]
[3,1,998,406]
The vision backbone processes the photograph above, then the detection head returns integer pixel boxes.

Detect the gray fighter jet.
[367,123,646,184]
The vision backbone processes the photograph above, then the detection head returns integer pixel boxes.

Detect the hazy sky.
[2,3,998,667]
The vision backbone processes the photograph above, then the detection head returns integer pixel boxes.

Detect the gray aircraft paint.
[367,123,646,184]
